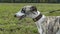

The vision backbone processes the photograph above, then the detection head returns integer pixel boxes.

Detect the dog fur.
[14,5,60,34]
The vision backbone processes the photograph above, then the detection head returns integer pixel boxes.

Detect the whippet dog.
[14,5,60,34]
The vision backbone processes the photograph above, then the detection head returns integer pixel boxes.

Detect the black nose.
[14,15,16,17]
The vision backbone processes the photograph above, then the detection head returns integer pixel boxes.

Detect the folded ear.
[30,6,37,12]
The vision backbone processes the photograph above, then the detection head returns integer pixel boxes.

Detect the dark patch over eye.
[21,8,25,13]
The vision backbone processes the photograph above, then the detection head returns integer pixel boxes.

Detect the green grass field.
[0,3,60,34]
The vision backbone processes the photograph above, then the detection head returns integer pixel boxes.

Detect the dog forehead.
[24,5,32,8]
[22,6,32,11]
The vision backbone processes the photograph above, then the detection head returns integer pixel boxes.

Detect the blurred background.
[0,0,60,3]
[0,0,60,34]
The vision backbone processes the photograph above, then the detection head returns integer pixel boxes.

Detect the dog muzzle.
[14,15,26,20]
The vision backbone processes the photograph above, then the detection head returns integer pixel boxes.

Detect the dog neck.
[33,11,42,22]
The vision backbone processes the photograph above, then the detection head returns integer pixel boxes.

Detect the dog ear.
[30,6,37,12]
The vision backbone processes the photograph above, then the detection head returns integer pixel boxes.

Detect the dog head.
[14,5,37,20]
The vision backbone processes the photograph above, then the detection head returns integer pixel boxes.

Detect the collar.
[33,13,42,22]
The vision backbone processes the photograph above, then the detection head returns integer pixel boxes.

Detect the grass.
[0,3,60,34]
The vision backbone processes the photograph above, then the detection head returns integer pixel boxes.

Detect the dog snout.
[14,15,16,17]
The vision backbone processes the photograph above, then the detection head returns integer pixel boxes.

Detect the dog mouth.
[14,15,26,20]
[18,16,23,20]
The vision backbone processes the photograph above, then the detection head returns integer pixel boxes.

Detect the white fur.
[15,10,25,17]
[34,11,46,34]
[27,11,40,18]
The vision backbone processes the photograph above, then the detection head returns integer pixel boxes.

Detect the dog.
[14,5,60,34]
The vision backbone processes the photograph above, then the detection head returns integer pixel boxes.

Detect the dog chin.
[18,18,23,20]
[16,15,25,20]
[17,17,24,20]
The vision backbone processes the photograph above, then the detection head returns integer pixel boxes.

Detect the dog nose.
[14,15,16,17]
